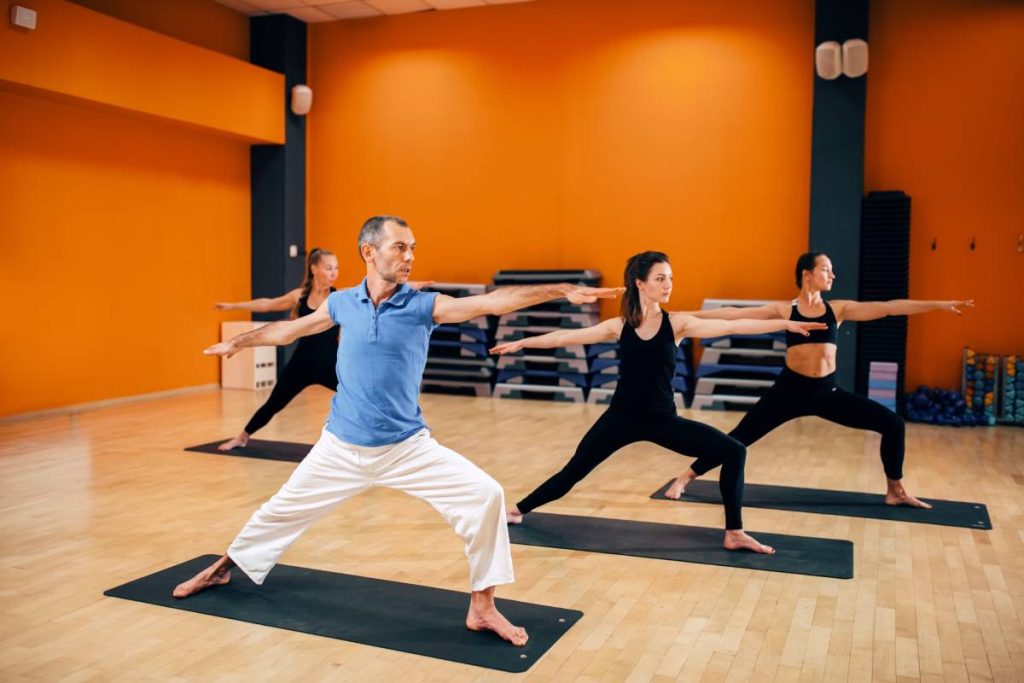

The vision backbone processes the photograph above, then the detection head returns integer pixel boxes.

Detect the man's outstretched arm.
[204,300,336,358]
[433,284,624,325]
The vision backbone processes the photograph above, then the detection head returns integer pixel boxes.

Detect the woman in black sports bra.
[665,251,973,508]
[491,251,825,554]
[215,248,340,451]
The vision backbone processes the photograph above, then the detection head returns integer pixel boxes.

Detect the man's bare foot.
[467,594,528,646]
[723,530,775,554]
[218,433,250,451]
[172,556,234,598]
[665,469,698,500]
[885,482,932,509]
[506,505,524,525]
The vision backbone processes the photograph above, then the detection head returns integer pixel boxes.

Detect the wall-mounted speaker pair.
[815,39,868,80]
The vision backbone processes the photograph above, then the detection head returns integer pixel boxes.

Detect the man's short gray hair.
[358,215,408,251]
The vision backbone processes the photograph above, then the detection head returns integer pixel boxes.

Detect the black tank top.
[785,299,839,347]
[609,313,677,415]
[294,288,339,361]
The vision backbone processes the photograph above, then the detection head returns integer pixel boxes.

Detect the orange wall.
[70,0,249,60]
[865,0,1024,389]
[308,0,814,318]
[1,0,283,144]
[0,0,260,417]
[0,89,252,416]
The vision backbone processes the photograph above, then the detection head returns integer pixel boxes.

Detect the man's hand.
[566,286,625,305]
[204,340,239,358]
[785,321,828,337]
[490,340,526,355]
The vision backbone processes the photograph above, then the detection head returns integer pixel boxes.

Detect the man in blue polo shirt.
[174,215,622,647]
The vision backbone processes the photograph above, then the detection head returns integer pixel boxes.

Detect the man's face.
[367,221,416,284]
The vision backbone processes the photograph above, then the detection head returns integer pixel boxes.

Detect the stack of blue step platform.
[585,341,618,405]
[492,270,602,403]
[692,299,783,411]
[587,338,693,409]
[421,283,495,397]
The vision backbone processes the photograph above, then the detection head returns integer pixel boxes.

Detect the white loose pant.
[226,428,515,592]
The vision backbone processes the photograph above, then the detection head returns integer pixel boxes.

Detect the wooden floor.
[1,388,1022,682]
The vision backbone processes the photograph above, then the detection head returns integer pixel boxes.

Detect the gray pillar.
[249,15,307,372]
[809,0,869,391]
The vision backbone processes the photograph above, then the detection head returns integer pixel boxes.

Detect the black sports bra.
[785,300,838,347]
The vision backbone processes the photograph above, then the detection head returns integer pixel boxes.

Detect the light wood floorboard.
[1,389,1021,681]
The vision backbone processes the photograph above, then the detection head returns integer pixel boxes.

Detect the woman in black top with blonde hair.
[665,251,973,507]
[491,251,826,553]
[215,248,340,451]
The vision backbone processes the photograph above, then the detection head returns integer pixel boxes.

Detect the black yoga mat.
[651,479,992,530]
[185,439,312,463]
[508,513,853,579]
[105,555,582,673]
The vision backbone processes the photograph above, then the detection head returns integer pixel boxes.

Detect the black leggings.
[691,368,905,480]
[243,355,337,435]
[517,408,748,529]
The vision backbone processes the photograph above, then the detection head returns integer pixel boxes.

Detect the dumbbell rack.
[962,347,1000,426]
[999,355,1024,425]
[492,270,602,403]
[692,299,784,411]
[421,283,495,397]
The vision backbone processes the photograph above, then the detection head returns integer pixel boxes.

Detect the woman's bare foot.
[884,480,932,509]
[466,589,528,646]
[723,530,775,554]
[218,433,250,451]
[506,505,524,525]
[172,555,235,598]
[665,468,698,500]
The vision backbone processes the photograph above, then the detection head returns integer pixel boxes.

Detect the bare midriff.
[785,342,838,378]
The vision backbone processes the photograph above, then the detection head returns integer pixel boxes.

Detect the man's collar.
[356,278,410,307]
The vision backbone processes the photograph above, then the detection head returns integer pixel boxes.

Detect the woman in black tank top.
[667,250,972,509]
[491,251,825,554]
[214,248,340,451]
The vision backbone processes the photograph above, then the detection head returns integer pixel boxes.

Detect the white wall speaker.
[815,41,842,80]
[842,39,869,78]
[10,5,38,30]
[291,85,312,116]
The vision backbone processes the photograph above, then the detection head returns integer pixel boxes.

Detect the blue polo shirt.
[325,280,439,447]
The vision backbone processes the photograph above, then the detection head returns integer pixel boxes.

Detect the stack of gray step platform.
[587,338,694,410]
[693,298,784,411]
[421,283,495,397]
[492,270,601,403]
